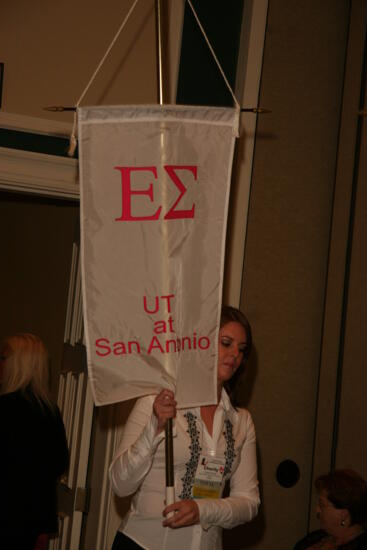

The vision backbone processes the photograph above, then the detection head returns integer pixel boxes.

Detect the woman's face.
[316,490,346,537]
[217,321,248,384]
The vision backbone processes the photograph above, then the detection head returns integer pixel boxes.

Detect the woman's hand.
[153,389,177,434]
[162,499,200,528]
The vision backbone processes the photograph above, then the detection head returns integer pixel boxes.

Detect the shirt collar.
[219,387,238,423]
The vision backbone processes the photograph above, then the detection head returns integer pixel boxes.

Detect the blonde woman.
[0,333,69,550]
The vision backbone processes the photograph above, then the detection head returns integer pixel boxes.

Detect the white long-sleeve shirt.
[109,389,260,550]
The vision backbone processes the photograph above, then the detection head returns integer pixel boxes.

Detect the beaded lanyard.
[179,411,236,500]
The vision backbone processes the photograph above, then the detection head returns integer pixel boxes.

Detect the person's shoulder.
[293,529,326,550]
[352,529,367,548]
[235,406,254,426]
[42,401,64,424]
[0,391,39,432]
[0,390,60,420]
[226,404,256,442]
[0,389,21,401]
[0,390,27,410]
[236,406,251,417]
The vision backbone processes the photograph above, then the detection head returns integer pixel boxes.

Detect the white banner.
[78,105,239,407]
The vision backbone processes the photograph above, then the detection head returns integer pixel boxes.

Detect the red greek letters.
[114,165,197,221]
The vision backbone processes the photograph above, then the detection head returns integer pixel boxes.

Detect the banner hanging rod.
[43,106,271,113]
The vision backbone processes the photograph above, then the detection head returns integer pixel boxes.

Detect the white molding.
[95,407,116,550]
[0,111,73,137]
[69,380,95,549]
[0,146,79,199]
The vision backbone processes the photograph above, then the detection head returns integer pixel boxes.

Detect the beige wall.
[310,2,367,532]
[236,1,357,547]
[1,0,158,126]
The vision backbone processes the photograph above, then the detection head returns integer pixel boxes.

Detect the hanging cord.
[68,0,240,155]
[68,0,140,156]
[186,0,240,111]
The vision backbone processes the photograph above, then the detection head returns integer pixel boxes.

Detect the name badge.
[192,455,226,499]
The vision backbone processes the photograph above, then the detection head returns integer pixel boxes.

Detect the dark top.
[0,388,69,538]
[294,528,367,549]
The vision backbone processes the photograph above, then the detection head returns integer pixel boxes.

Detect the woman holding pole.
[110,305,260,550]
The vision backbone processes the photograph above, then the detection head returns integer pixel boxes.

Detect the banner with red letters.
[78,105,239,407]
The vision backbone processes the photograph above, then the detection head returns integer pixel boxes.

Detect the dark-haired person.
[294,469,367,549]
[0,333,69,550]
[109,305,260,550]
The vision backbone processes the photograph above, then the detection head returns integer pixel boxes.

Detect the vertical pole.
[155,0,164,105]
[165,418,174,503]
[156,0,174,510]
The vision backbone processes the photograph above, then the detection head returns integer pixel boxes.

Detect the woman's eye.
[221,340,231,347]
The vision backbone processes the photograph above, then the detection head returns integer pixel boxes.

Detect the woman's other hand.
[162,499,200,528]
[153,389,176,434]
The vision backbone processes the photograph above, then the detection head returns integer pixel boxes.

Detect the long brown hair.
[221,305,252,408]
